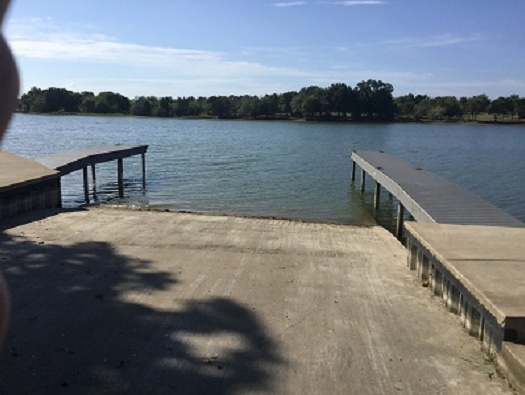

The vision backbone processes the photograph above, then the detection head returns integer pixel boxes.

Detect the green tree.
[466,94,490,120]
[354,80,395,120]
[130,97,152,116]
[187,97,205,116]
[277,91,296,116]
[518,98,525,119]
[413,98,433,120]
[489,97,507,121]
[394,94,416,119]
[95,91,130,114]
[290,93,304,117]
[327,83,353,117]
[79,92,96,113]
[258,94,279,117]
[302,95,323,118]
[155,96,174,117]
[507,95,520,119]
[39,88,81,113]
[19,87,44,112]
[207,96,233,118]
[239,96,259,119]
[435,96,462,119]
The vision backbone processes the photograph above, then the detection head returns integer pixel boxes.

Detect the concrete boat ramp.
[0,208,514,394]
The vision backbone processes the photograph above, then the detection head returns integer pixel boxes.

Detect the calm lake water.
[3,114,525,226]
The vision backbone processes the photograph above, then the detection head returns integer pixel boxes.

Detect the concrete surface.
[404,222,525,324]
[503,342,525,394]
[0,150,58,192]
[0,208,516,394]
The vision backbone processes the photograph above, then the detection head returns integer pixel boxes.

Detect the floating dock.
[351,150,525,390]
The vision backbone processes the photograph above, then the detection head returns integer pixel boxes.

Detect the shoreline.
[100,203,378,228]
[15,111,525,125]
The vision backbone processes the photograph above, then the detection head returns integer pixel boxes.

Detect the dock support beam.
[396,203,405,241]
[83,167,90,204]
[91,164,97,199]
[374,181,381,210]
[360,169,366,192]
[117,159,124,198]
[351,161,356,182]
[141,152,146,190]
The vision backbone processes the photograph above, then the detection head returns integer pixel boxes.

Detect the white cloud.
[327,1,387,5]
[385,33,486,48]
[9,30,313,81]
[273,1,307,7]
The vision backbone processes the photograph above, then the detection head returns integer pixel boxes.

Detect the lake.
[2,114,525,226]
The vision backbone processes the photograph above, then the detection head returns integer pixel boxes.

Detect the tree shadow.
[0,216,284,394]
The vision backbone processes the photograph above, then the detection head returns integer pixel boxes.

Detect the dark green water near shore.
[3,114,525,225]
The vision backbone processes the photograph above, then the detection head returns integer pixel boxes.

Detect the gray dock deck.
[36,144,148,176]
[351,150,524,228]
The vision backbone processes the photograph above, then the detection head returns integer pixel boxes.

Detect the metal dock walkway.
[36,144,148,203]
[36,145,148,176]
[350,150,524,237]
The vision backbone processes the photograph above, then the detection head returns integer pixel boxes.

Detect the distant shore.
[15,111,525,125]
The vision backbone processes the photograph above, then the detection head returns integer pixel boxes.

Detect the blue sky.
[5,0,525,99]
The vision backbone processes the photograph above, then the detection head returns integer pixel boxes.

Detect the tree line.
[18,81,525,122]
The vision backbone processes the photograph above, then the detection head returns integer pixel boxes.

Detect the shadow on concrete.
[0,208,83,229]
[0,227,283,394]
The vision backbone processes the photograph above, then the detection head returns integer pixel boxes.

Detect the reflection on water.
[3,114,525,225]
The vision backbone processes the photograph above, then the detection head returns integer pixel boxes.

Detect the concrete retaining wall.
[0,177,61,219]
[405,227,525,391]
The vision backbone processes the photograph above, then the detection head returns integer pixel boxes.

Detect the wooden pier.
[350,150,524,239]
[36,145,148,204]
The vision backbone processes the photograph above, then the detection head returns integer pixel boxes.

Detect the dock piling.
[360,169,366,192]
[141,152,146,190]
[91,164,97,198]
[396,203,405,241]
[83,167,90,204]
[117,158,124,198]
[351,161,356,182]
[374,181,381,210]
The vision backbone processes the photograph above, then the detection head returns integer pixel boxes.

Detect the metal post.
[351,161,356,182]
[57,178,63,208]
[141,152,146,190]
[396,203,405,241]
[360,169,366,192]
[83,167,90,204]
[117,158,124,198]
[91,164,97,199]
[374,181,381,209]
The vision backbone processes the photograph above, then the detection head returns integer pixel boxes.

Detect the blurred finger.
[0,0,11,27]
